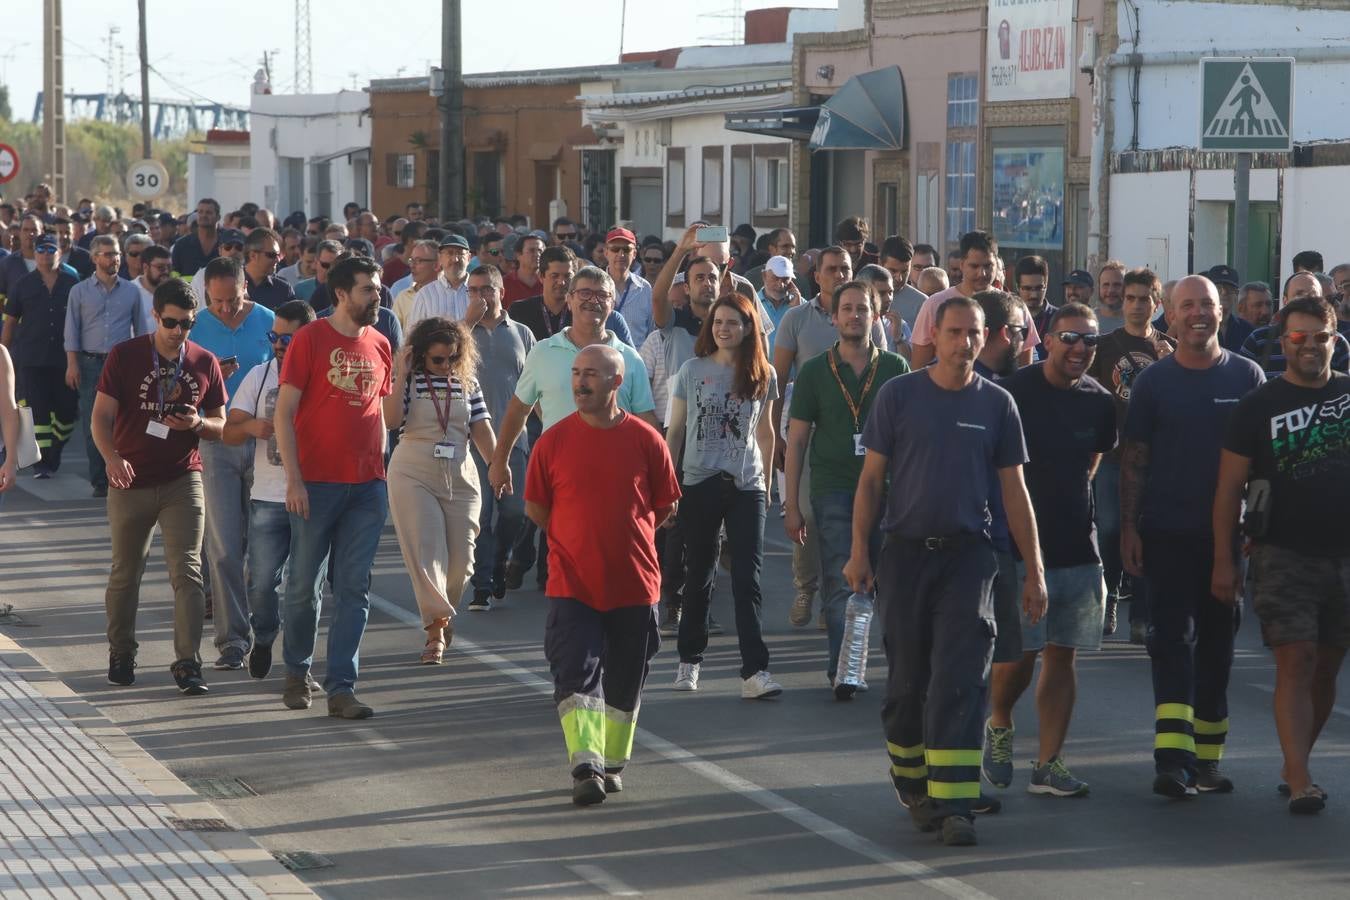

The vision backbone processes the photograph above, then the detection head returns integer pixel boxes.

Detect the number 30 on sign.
[126,159,169,200]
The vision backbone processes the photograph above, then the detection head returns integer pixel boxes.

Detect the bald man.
[1241,272,1350,377]
[1120,274,1264,798]
[525,343,680,806]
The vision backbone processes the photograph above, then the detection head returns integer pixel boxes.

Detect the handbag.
[11,406,42,469]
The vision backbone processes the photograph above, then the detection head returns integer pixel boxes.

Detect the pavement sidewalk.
[0,632,317,899]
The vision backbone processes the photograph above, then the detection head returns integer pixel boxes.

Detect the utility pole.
[42,0,66,200]
[137,0,152,157]
[438,0,463,220]
[1233,152,1251,290]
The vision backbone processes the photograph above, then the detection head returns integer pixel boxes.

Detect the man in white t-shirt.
[221,299,316,679]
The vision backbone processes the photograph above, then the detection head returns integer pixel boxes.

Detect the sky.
[3,0,838,119]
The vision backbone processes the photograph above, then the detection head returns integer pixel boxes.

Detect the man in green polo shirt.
[784,279,909,699]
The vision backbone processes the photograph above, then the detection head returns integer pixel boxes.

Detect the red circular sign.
[0,144,18,185]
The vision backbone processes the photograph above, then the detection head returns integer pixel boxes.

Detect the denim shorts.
[1015,562,1106,652]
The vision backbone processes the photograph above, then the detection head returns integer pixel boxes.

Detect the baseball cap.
[219,228,245,247]
[766,255,794,279]
[1063,269,1094,288]
[501,233,521,262]
[733,223,757,242]
[528,229,549,244]
[438,234,470,251]
[344,237,376,259]
[35,236,58,253]
[1207,264,1240,287]
[605,227,637,246]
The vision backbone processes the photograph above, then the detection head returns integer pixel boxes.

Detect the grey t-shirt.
[672,356,779,491]
[775,296,889,368]
[862,370,1028,536]
[892,283,928,332]
[472,314,536,452]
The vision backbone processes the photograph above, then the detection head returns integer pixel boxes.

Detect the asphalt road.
[2,456,1348,899]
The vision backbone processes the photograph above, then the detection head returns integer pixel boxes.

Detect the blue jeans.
[247,500,295,649]
[77,353,107,489]
[812,490,881,681]
[471,444,526,592]
[200,439,254,652]
[283,480,388,697]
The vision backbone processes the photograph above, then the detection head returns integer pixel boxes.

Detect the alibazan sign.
[986,0,1075,103]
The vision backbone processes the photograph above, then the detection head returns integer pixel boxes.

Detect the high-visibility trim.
[1195,743,1224,761]
[33,423,53,435]
[1193,717,1229,735]
[891,764,928,779]
[925,748,982,767]
[1156,703,1194,722]
[604,703,638,726]
[1154,733,1196,753]
[927,780,981,800]
[603,708,637,764]
[557,693,606,718]
[559,704,606,763]
[887,741,925,759]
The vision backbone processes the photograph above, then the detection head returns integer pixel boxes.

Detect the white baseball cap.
[766,255,794,278]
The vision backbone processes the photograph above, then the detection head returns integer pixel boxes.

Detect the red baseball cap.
[605,227,637,245]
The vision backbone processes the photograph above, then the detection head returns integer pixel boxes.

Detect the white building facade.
[248,90,372,221]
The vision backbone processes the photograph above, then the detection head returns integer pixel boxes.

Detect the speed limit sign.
[126,158,169,200]
[0,144,18,184]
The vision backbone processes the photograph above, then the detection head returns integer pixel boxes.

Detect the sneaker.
[1195,761,1234,794]
[1152,768,1197,799]
[92,484,108,498]
[32,466,52,480]
[503,560,525,590]
[467,590,492,612]
[282,673,313,710]
[603,773,623,794]
[789,591,813,627]
[1028,757,1090,797]
[741,670,782,700]
[982,719,1015,788]
[572,773,606,806]
[673,662,700,692]
[707,616,724,636]
[856,679,869,693]
[247,643,273,679]
[491,567,507,600]
[1103,597,1118,636]
[901,793,940,833]
[941,815,977,847]
[833,681,857,702]
[107,652,136,686]
[214,647,245,670]
[660,604,681,635]
[170,660,208,696]
[327,692,374,720]
[1130,621,1147,645]
[971,793,1003,815]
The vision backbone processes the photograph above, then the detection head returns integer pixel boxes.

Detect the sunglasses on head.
[266,330,293,346]
[1052,330,1100,347]
[1285,329,1335,345]
[161,316,196,331]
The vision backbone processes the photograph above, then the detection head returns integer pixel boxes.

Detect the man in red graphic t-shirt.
[525,344,680,807]
[92,279,227,696]
[275,255,392,720]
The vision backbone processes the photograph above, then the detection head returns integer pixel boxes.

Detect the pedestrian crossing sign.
[1200,58,1293,152]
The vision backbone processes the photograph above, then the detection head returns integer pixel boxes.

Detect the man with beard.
[1241,273,1350,377]
[1063,269,1094,306]
[172,198,223,278]
[408,235,473,328]
[274,256,392,720]
[1121,275,1264,799]
[1015,256,1054,361]
[1237,282,1274,329]
[1095,261,1126,334]
[512,246,634,347]
[985,304,1116,799]
[911,231,1039,369]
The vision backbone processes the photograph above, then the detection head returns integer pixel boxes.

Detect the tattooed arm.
[1119,439,1149,577]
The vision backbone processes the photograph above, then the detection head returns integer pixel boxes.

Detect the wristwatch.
[191,416,206,434]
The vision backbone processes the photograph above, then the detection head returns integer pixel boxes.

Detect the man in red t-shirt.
[274,255,392,720]
[525,344,680,806]
[91,279,227,696]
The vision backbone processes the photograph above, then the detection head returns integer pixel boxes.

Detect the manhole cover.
[167,817,234,832]
[273,851,335,871]
[183,776,258,800]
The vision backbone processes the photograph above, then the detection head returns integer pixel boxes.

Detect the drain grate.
[183,776,259,800]
[272,851,335,871]
[167,816,235,832]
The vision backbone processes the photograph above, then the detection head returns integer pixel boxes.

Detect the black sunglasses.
[161,316,196,331]
[427,354,458,365]
[1052,330,1100,347]
[266,331,293,346]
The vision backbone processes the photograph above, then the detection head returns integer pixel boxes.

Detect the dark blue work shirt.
[246,272,297,311]
[5,269,79,368]
[171,231,221,277]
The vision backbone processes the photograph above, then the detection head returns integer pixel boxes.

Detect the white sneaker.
[674,662,700,692]
[741,670,783,700]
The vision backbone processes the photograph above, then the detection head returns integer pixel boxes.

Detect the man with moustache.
[1095,261,1126,334]
[1241,273,1350,377]
[985,303,1116,799]
[274,256,392,720]
[134,246,173,308]
[525,343,679,806]
[409,235,472,328]
[1120,274,1264,798]
[1237,282,1274,330]
[1062,269,1094,307]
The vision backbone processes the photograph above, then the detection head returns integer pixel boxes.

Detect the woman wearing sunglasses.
[383,317,497,664]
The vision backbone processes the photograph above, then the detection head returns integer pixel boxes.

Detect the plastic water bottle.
[836,592,874,691]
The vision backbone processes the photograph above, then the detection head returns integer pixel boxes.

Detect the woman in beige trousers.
[383,317,496,664]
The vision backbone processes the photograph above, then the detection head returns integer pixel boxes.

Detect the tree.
[0,84,11,123]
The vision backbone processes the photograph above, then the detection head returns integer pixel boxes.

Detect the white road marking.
[369,592,995,900]
[1248,683,1350,719]
[352,729,400,752]
[566,864,642,897]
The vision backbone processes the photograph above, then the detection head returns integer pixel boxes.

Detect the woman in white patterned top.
[383,317,496,664]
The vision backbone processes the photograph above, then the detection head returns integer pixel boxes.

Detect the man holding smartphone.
[91,279,227,696]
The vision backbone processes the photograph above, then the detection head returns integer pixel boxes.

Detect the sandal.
[419,618,451,665]
[1278,782,1327,799]
[1289,786,1327,815]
